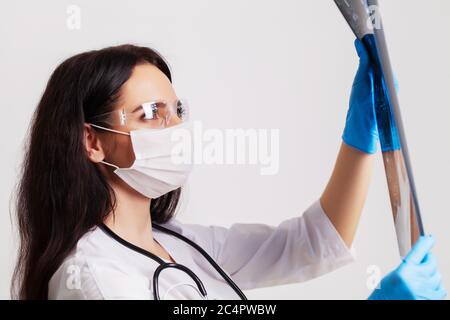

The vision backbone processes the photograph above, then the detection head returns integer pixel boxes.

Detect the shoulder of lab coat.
[161,199,356,290]
[48,245,104,299]
[48,229,152,300]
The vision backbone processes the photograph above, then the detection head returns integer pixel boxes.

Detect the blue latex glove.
[342,39,378,154]
[368,235,447,300]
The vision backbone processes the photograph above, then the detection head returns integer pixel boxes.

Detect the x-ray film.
[334,0,425,257]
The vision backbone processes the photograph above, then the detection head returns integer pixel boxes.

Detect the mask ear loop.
[87,123,129,169]
[100,160,119,170]
[88,123,130,136]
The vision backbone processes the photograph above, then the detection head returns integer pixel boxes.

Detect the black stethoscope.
[99,223,247,300]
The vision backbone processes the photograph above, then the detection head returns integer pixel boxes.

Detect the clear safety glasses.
[89,98,189,130]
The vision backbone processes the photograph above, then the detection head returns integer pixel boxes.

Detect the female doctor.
[12,40,445,300]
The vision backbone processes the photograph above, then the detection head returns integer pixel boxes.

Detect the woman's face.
[98,63,180,169]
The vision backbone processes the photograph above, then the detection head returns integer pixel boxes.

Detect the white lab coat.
[48,199,355,299]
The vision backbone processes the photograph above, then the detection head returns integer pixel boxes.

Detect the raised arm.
[320,39,377,247]
[320,143,374,247]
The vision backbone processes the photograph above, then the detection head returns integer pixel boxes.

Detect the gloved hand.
[342,38,378,154]
[368,235,447,300]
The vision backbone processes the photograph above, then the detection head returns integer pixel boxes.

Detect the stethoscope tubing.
[99,223,247,300]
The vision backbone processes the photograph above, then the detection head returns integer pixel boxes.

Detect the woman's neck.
[102,176,176,263]
[103,178,155,251]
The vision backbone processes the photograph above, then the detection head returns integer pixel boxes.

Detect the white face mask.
[90,122,193,199]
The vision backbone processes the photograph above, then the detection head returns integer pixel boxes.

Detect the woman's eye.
[140,102,160,120]
[142,110,152,119]
[137,110,149,120]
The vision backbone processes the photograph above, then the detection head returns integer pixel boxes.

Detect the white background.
[1,0,449,299]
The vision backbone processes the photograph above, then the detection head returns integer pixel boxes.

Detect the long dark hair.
[12,44,181,300]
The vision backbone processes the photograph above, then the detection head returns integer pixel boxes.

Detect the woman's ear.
[84,124,105,163]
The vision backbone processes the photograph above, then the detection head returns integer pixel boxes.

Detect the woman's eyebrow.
[130,104,144,113]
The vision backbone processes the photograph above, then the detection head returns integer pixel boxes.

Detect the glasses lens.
[124,102,167,130]
[92,98,189,131]
[141,102,158,120]
[138,99,188,129]
[176,99,189,121]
